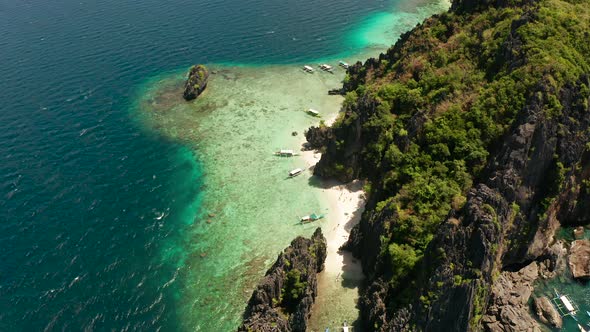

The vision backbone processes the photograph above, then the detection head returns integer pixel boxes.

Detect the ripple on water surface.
[137,64,344,330]
[133,0,453,329]
[0,0,454,329]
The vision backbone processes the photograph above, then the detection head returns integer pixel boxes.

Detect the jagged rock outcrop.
[304,125,333,151]
[306,0,590,329]
[481,262,541,332]
[533,296,562,329]
[183,64,209,101]
[238,228,327,332]
[352,74,590,332]
[568,240,590,280]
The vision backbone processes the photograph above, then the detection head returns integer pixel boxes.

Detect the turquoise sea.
[534,228,590,332]
[25,0,586,331]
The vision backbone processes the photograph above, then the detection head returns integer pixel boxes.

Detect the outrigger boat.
[302,65,314,73]
[343,321,349,332]
[300,213,324,223]
[307,108,320,117]
[338,61,350,69]
[319,64,334,73]
[551,288,579,319]
[289,168,304,177]
[274,149,298,157]
[579,324,588,332]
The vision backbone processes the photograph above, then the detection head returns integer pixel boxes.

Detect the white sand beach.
[300,123,367,329]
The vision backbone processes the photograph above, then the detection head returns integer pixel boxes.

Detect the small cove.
[134,0,451,329]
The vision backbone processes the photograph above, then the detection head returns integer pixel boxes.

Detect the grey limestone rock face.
[533,296,562,329]
[238,228,327,332]
[481,262,541,332]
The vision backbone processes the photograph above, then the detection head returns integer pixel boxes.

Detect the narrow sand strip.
[301,149,365,277]
[299,118,366,328]
[301,114,365,277]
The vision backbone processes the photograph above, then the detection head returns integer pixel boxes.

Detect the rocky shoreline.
[238,228,327,332]
[304,0,590,329]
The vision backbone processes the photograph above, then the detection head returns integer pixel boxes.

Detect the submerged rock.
[533,296,562,328]
[568,239,590,280]
[238,228,327,332]
[183,64,209,101]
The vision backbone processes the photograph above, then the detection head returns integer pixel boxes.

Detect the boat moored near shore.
[300,213,324,223]
[307,108,320,117]
[319,64,334,73]
[274,149,299,157]
[303,65,314,73]
[343,321,349,332]
[338,61,349,69]
[551,289,580,322]
[288,168,304,177]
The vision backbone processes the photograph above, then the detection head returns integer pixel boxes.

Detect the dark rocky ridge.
[349,65,590,332]
[183,64,209,101]
[307,0,590,330]
[238,228,327,332]
[304,125,333,151]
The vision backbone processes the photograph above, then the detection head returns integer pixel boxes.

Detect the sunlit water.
[533,228,590,332]
[133,1,451,329]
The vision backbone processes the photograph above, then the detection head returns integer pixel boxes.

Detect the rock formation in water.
[481,262,541,332]
[307,0,590,330]
[183,64,209,101]
[569,239,590,280]
[238,228,327,332]
[533,296,562,329]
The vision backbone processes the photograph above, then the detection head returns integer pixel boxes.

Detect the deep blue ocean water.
[0,0,398,330]
[4,0,587,331]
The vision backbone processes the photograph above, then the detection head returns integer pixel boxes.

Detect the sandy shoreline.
[299,115,367,329]
[300,149,365,278]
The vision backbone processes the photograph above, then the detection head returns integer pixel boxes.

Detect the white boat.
[551,289,579,318]
[319,64,333,72]
[303,65,314,73]
[275,149,298,157]
[560,295,576,315]
[300,213,324,223]
[579,324,587,332]
[289,168,304,177]
[339,61,350,69]
[307,108,320,117]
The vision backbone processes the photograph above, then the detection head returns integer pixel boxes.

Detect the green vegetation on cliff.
[281,269,308,311]
[318,0,590,319]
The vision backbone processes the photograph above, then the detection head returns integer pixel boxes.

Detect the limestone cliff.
[308,0,590,329]
[238,228,327,332]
